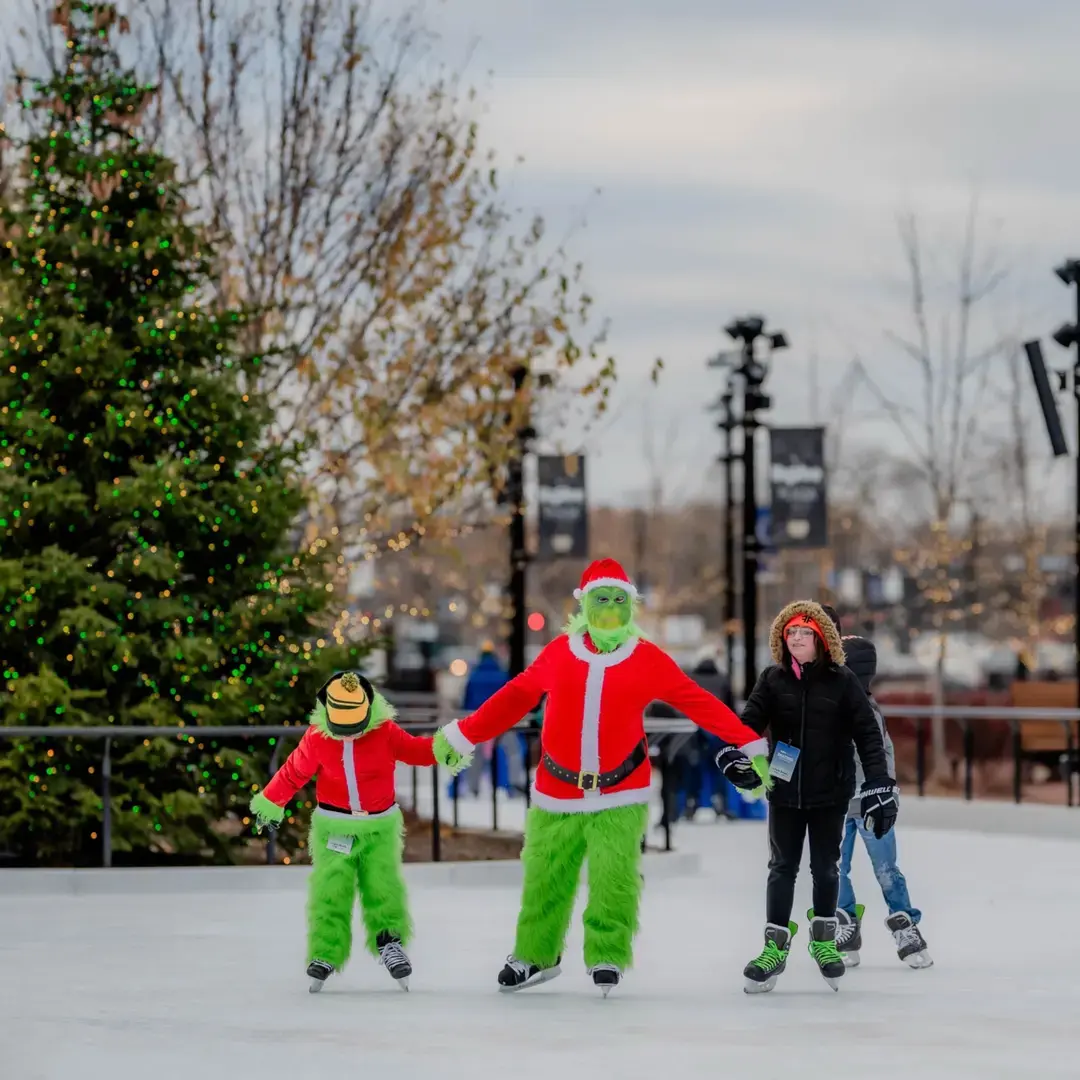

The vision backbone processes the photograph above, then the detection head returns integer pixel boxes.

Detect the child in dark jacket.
[820,605,932,970]
[721,600,897,993]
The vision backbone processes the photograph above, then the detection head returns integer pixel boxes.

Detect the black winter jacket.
[741,658,889,810]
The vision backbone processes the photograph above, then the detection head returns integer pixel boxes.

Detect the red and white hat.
[573,558,639,600]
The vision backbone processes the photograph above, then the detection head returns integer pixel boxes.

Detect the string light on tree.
[0,2,369,866]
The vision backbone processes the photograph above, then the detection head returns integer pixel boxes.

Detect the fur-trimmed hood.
[769,599,846,666]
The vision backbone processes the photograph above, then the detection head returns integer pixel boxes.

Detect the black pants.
[765,803,847,928]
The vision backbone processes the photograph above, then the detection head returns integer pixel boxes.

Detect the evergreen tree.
[0,2,365,865]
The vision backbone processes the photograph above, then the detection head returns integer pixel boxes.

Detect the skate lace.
[810,938,843,964]
[894,924,923,951]
[750,941,786,973]
[836,920,857,947]
[504,955,530,977]
[379,940,407,969]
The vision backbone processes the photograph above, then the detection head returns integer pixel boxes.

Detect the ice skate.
[886,912,933,969]
[807,912,845,990]
[497,954,562,992]
[836,904,864,967]
[306,959,334,993]
[588,963,622,997]
[376,931,412,991]
[743,922,795,994]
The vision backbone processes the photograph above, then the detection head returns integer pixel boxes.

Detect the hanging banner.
[536,454,588,560]
[768,427,828,549]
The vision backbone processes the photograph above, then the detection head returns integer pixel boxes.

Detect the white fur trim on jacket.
[572,577,640,599]
[529,785,652,814]
[441,719,475,755]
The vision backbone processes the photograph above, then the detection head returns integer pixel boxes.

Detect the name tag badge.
[327,834,354,855]
[769,742,800,783]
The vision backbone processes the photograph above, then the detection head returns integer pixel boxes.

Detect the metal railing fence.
[1,702,1077,868]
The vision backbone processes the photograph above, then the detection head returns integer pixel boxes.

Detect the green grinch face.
[583,586,633,631]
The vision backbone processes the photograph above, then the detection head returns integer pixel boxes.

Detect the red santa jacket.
[442,633,767,813]
[261,722,434,816]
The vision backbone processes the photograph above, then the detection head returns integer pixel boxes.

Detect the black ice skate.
[588,963,622,997]
[743,922,795,994]
[807,912,846,991]
[836,904,864,967]
[886,912,933,969]
[376,931,412,991]
[497,954,562,992]
[306,959,334,993]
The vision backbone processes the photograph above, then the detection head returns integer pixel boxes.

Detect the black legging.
[765,803,846,927]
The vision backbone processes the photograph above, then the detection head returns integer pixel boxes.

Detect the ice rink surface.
[3,800,1078,1080]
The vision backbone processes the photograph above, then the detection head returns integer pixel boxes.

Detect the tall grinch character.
[250,670,468,993]
[433,559,770,995]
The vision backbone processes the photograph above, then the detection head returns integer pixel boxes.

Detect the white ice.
[2,795,1078,1080]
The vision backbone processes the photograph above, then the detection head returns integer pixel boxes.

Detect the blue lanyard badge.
[768,742,800,782]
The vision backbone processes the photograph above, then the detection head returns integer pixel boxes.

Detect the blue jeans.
[837,815,921,924]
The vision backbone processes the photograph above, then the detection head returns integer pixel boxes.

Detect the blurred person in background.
[820,604,933,970]
[457,642,527,797]
[682,651,736,820]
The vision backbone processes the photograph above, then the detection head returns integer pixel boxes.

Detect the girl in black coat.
[731,600,897,993]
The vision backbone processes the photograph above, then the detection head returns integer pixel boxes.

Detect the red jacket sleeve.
[386,722,436,766]
[441,644,552,753]
[647,644,768,755]
[261,728,321,806]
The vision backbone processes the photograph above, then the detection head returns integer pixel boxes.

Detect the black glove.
[860,778,898,839]
[714,745,761,791]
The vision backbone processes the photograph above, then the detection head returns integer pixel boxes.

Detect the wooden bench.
[1010,681,1079,772]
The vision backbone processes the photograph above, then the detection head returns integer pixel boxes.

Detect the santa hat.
[573,558,639,600]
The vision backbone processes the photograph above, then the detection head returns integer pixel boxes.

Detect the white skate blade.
[600,984,612,998]
[904,951,933,969]
[822,975,841,991]
[842,950,860,968]
[744,975,777,994]
[308,978,326,994]
[395,976,410,991]
[499,964,562,992]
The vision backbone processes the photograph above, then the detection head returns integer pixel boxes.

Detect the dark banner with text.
[536,454,588,560]
[768,427,828,549]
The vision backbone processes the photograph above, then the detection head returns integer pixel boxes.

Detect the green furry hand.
[434,728,472,776]
[751,754,773,792]
[249,791,285,833]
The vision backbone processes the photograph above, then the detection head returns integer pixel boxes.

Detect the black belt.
[542,738,649,792]
[317,800,394,816]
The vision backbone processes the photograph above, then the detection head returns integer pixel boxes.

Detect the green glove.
[434,728,473,776]
[250,791,286,833]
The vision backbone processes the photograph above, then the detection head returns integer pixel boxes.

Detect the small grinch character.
[250,670,468,993]
[433,558,769,995]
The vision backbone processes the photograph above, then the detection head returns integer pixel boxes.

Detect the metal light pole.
[1051,258,1080,705]
[721,380,737,685]
[507,364,533,680]
[723,317,787,696]
[708,354,740,685]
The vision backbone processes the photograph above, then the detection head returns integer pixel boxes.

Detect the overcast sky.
[414,0,1080,512]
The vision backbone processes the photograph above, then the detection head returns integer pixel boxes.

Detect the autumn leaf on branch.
[145,0,617,569]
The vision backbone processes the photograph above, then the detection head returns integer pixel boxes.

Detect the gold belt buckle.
[576,771,600,791]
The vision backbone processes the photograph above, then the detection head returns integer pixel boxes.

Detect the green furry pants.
[306,809,413,970]
[514,802,648,970]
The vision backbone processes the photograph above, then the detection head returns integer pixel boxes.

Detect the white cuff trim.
[441,719,475,755]
[739,737,769,759]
